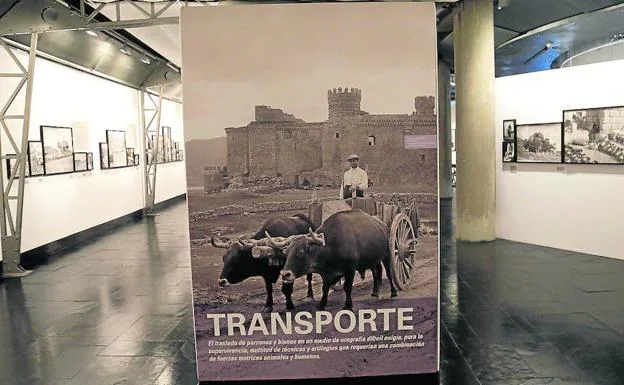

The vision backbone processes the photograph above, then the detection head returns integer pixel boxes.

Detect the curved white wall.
[0,47,186,259]
[496,59,624,260]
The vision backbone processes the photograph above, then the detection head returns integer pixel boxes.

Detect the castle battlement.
[328,87,361,95]
[414,96,436,117]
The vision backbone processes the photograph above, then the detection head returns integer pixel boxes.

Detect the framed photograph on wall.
[126,148,135,166]
[87,152,94,171]
[503,119,516,141]
[28,141,44,176]
[134,153,140,166]
[99,142,109,169]
[41,125,74,175]
[516,122,562,163]
[502,141,516,163]
[106,130,127,168]
[74,152,88,172]
[5,155,30,177]
[563,106,624,164]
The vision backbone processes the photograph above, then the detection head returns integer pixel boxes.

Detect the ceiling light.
[86,30,98,37]
[140,56,151,65]
[497,0,510,10]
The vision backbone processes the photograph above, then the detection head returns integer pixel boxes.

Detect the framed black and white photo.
[106,130,127,168]
[126,148,135,166]
[162,126,172,162]
[40,125,75,175]
[502,141,516,163]
[99,142,108,169]
[73,152,88,172]
[503,119,516,141]
[28,141,44,176]
[516,122,562,163]
[87,152,93,171]
[563,106,624,164]
[5,155,29,177]
[134,153,140,166]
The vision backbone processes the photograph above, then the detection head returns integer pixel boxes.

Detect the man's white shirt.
[340,167,368,198]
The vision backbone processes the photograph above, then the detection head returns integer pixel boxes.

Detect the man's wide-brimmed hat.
[347,154,359,160]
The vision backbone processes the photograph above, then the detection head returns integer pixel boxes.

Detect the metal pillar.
[141,85,163,214]
[0,33,38,278]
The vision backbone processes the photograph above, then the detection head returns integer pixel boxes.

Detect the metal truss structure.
[141,86,163,214]
[0,34,38,277]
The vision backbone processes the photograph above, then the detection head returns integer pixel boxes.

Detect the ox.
[265,209,397,310]
[210,214,315,312]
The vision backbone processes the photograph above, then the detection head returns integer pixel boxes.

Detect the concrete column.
[438,59,453,199]
[453,0,496,242]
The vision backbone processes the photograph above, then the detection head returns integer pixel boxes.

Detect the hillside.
[184,137,227,187]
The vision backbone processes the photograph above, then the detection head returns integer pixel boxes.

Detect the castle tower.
[327,87,361,120]
[414,96,436,117]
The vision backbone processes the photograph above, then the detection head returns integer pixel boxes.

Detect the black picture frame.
[5,154,30,178]
[515,122,563,164]
[106,130,128,168]
[28,140,44,176]
[40,125,75,176]
[99,142,109,170]
[503,119,516,141]
[562,105,624,164]
[87,152,94,171]
[73,152,88,172]
[502,140,516,163]
[126,147,135,166]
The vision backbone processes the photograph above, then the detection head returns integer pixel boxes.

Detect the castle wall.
[276,124,324,177]
[247,125,277,176]
[255,105,303,122]
[599,107,624,132]
[225,128,248,175]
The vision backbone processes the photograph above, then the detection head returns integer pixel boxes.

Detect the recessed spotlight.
[140,56,151,65]
[86,30,97,37]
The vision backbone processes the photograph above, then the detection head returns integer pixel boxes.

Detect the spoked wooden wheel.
[389,213,418,291]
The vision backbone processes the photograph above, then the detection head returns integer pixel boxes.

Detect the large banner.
[181,2,439,382]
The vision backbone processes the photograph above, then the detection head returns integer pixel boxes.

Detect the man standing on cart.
[340,154,368,199]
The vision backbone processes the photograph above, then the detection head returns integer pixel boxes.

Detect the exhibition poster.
[181,2,440,382]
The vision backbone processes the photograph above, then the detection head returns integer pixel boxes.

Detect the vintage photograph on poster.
[41,125,74,175]
[503,119,516,141]
[563,106,624,164]
[106,130,127,168]
[28,141,44,176]
[503,141,516,163]
[73,152,87,172]
[516,122,562,163]
[181,2,439,382]
[99,142,108,169]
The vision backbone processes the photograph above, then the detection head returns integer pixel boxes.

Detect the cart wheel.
[388,213,417,291]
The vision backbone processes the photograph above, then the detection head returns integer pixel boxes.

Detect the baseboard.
[152,193,187,212]
[19,193,186,270]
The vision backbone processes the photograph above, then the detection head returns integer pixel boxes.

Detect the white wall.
[0,47,185,259]
[496,59,624,260]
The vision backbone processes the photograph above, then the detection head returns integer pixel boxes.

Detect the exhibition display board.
[181,2,440,383]
[496,59,624,260]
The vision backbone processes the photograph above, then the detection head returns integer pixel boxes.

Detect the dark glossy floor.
[0,199,623,384]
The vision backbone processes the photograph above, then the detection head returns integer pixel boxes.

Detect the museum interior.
[1,0,623,384]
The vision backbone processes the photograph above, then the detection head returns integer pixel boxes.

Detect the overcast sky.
[181,2,437,141]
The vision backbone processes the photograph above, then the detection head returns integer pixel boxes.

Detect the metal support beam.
[0,0,180,36]
[0,33,38,278]
[141,85,163,214]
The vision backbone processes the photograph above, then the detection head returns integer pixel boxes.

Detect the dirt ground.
[188,187,438,306]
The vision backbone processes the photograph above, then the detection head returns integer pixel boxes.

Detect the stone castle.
[224,87,437,189]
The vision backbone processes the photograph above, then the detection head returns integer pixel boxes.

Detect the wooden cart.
[307,195,421,291]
